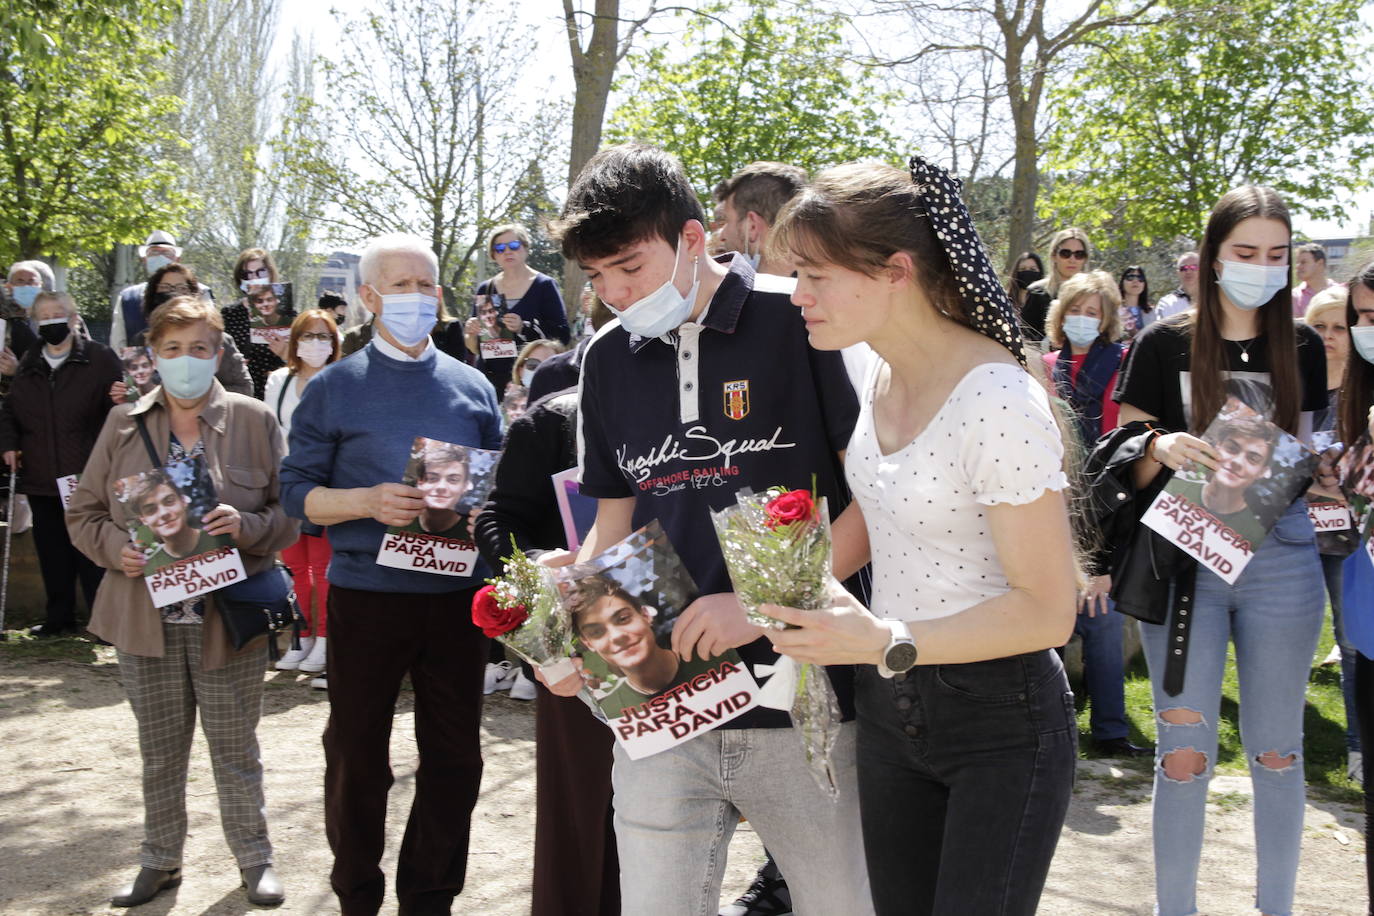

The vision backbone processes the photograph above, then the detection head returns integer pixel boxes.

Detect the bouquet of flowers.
[471,539,577,682]
[711,486,844,798]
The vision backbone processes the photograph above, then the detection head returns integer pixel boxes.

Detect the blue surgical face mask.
[1216,259,1289,311]
[375,289,438,347]
[1062,313,1101,348]
[146,254,173,275]
[1351,326,1374,364]
[10,284,39,309]
[613,236,700,339]
[156,353,218,399]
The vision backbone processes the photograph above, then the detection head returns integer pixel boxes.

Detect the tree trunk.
[1005,104,1040,274]
[561,0,622,306]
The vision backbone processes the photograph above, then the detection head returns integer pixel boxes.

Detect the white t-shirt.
[846,361,1068,622]
[263,367,312,448]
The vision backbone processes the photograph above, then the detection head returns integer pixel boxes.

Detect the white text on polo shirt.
[616,425,797,488]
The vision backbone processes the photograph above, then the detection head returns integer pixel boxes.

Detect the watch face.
[885,641,918,672]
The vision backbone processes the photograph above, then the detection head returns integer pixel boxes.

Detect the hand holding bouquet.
[710,486,832,629]
[472,540,576,682]
[711,485,844,798]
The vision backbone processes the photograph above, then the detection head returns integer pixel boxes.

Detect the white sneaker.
[275,637,315,671]
[484,661,517,694]
[1321,644,1343,666]
[1349,751,1363,784]
[509,669,537,701]
[310,674,328,690]
[299,636,328,673]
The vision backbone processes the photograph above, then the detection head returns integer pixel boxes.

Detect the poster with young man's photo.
[1143,397,1318,583]
[120,346,160,397]
[375,436,501,576]
[1307,430,1357,555]
[113,456,245,605]
[247,282,295,346]
[553,520,760,760]
[474,293,519,361]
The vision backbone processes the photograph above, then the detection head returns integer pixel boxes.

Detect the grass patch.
[1076,611,1361,804]
[0,631,99,663]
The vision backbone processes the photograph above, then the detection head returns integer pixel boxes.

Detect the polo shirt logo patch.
[724,380,750,420]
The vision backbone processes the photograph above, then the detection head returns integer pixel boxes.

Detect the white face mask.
[1350,326,1374,365]
[1216,259,1289,311]
[612,237,700,339]
[146,254,173,275]
[297,339,332,368]
[1062,314,1101,348]
[519,366,536,387]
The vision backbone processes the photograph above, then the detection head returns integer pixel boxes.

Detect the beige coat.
[66,382,299,669]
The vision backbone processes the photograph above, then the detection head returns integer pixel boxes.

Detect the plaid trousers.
[116,622,273,870]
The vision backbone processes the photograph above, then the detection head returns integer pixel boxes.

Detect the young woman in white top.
[764,159,1080,915]
[265,309,340,679]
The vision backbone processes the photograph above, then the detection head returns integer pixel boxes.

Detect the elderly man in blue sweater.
[280,233,502,916]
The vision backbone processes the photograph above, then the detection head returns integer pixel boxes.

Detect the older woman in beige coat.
[67,297,298,908]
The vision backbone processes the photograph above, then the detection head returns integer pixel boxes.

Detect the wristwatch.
[877,620,918,678]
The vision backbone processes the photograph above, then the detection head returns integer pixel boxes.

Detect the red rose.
[471,584,529,638]
[764,489,815,530]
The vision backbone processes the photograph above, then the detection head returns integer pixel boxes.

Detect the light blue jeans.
[611,723,873,916]
[1140,502,1323,916]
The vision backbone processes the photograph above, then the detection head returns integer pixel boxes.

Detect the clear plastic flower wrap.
[710,486,845,798]
[472,541,577,683]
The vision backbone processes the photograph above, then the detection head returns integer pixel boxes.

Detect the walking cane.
[0,464,16,639]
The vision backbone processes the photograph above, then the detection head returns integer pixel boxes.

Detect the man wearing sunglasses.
[1154,251,1201,321]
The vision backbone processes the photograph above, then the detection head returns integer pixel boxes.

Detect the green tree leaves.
[606,0,897,198]
[0,0,191,262]
[1043,0,1374,244]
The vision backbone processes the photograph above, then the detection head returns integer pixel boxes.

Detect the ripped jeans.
[1139,502,1323,916]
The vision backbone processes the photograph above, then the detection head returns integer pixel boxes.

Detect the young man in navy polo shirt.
[547,144,873,915]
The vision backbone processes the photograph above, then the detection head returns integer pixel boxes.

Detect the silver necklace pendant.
[1240,349,1249,363]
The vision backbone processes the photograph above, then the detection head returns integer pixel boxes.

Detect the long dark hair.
[1188,186,1300,435]
[1338,259,1374,446]
[1006,250,1045,304]
[141,264,199,319]
[1118,265,1152,313]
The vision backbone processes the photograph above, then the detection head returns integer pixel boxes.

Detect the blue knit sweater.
[280,344,503,593]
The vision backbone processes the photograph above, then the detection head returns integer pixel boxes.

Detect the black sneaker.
[720,857,792,916]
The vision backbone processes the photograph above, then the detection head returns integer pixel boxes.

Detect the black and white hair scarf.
[908,155,1028,368]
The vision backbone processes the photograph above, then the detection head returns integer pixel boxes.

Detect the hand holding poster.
[1142,397,1318,584]
[553,520,760,760]
[113,456,245,606]
[376,437,501,576]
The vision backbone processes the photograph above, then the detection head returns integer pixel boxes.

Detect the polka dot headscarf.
[908,155,1028,368]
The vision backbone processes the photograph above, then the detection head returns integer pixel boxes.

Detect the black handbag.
[134,415,302,655]
[215,564,304,654]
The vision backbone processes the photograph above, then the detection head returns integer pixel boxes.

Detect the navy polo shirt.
[577,255,859,729]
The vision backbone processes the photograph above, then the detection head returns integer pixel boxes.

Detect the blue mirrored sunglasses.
[493,240,523,253]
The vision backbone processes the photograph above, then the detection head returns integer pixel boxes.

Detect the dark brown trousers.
[324,585,487,916]
[532,682,620,916]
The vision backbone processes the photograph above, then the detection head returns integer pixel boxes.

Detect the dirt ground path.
[0,647,1366,915]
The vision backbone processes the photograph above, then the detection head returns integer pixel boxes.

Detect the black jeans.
[30,493,103,629]
[855,649,1077,916]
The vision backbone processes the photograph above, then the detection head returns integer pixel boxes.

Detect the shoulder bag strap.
[276,372,292,423]
[134,414,161,469]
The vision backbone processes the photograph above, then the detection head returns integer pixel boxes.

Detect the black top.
[474,388,579,574]
[577,256,860,728]
[1113,317,1327,433]
[476,273,571,344]
[0,336,122,496]
[1020,281,1052,342]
